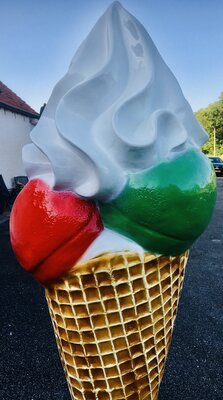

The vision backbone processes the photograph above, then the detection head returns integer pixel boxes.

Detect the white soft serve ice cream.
[22,1,214,260]
[23,1,207,201]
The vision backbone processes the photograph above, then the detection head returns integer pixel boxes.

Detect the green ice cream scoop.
[100,149,216,255]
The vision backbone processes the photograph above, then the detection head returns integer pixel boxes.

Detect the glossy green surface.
[100,149,217,255]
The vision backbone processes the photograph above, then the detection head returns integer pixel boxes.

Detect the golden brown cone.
[45,251,189,400]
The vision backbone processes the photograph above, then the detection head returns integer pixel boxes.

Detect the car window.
[209,157,223,163]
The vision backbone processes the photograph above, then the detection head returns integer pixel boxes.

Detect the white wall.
[0,108,37,188]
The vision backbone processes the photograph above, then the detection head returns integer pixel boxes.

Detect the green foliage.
[195,94,223,156]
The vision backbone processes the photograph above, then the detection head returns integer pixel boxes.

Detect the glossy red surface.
[10,179,103,284]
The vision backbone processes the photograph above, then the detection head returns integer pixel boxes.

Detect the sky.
[1,0,223,113]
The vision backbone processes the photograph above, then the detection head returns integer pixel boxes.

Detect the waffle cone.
[45,251,188,400]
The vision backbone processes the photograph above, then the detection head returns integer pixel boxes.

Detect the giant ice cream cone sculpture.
[10,2,216,399]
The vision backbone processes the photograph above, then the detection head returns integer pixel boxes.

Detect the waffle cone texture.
[45,251,189,400]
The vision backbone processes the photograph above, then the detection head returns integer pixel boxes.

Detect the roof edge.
[0,102,39,119]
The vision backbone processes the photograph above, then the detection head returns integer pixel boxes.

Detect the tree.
[195,94,223,155]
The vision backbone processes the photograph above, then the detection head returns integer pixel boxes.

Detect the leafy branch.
[195,93,223,155]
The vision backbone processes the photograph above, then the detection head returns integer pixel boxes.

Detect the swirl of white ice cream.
[23,1,208,202]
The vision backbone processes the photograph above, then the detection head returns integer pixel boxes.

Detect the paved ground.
[0,179,222,400]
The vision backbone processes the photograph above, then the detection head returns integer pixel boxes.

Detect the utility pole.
[213,127,216,156]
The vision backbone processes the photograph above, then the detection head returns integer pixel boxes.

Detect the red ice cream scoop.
[10,179,103,285]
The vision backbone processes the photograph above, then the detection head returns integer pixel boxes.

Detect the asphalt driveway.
[0,179,222,400]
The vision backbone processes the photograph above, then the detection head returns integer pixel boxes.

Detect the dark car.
[208,156,223,176]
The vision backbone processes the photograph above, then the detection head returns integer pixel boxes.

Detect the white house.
[0,81,39,188]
